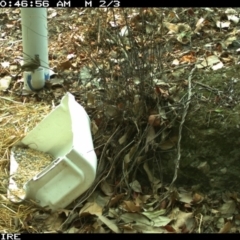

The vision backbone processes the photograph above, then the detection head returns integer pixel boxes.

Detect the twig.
[0,97,22,104]
[198,213,203,233]
[1,204,17,214]
[169,66,196,188]
[193,80,221,93]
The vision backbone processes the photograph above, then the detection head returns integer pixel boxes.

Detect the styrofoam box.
[9,92,97,211]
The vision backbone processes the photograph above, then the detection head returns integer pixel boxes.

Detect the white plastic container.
[8,92,97,211]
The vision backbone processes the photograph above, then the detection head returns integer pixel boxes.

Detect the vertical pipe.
[21,8,49,90]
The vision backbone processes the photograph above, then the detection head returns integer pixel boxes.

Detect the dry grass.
[0,95,52,232]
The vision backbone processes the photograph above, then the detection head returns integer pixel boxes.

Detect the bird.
[21,54,41,72]
[13,54,41,79]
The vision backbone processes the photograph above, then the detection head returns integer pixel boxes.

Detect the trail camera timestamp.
[0,0,120,7]
[0,0,71,7]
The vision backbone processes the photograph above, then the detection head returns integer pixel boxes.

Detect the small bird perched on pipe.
[13,54,41,78]
[21,54,41,72]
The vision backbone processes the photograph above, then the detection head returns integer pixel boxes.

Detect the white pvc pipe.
[21,8,49,91]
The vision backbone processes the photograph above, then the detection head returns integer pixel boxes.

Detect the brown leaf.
[58,60,73,70]
[145,126,155,152]
[135,195,151,206]
[123,201,141,212]
[148,114,161,127]
[79,201,102,216]
[164,225,176,233]
[172,211,194,233]
[219,221,232,233]
[87,92,95,106]
[192,193,204,204]
[164,22,179,33]
[108,193,125,207]
[100,180,114,196]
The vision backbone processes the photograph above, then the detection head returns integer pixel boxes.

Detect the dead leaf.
[159,139,176,150]
[79,66,92,84]
[212,61,223,70]
[142,209,166,219]
[197,161,210,174]
[67,53,75,60]
[124,145,137,164]
[179,191,192,204]
[118,133,128,145]
[219,200,236,216]
[224,36,237,47]
[100,180,114,196]
[192,193,204,204]
[172,211,194,233]
[1,61,10,68]
[97,215,121,233]
[132,224,166,233]
[152,216,172,227]
[123,201,141,212]
[145,126,155,152]
[0,76,12,90]
[194,17,205,33]
[148,115,161,127]
[219,221,232,233]
[120,26,128,36]
[89,191,110,208]
[143,162,155,183]
[79,201,102,216]
[9,65,18,71]
[133,77,140,85]
[105,105,119,118]
[135,195,151,206]
[180,53,196,63]
[120,213,151,226]
[57,209,72,217]
[122,227,137,233]
[93,221,107,233]
[164,225,176,233]
[58,60,73,70]
[108,193,125,207]
[227,15,239,24]
[66,227,79,233]
[129,180,142,193]
[216,20,231,28]
[197,55,221,69]
[44,212,63,231]
[87,92,95,106]
[49,78,64,86]
[91,120,98,135]
[172,59,179,66]
[48,10,57,19]
[164,22,179,33]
